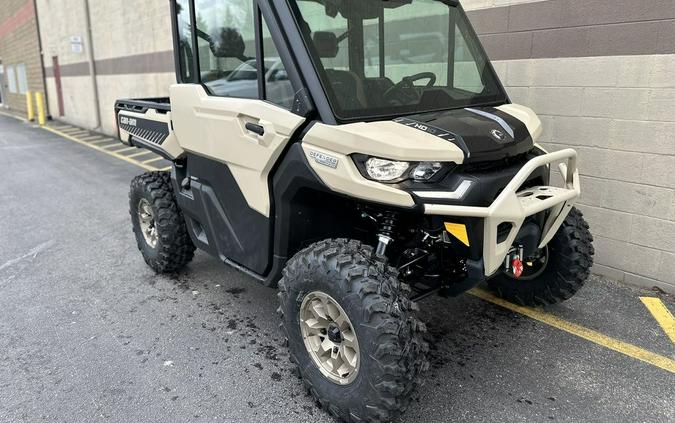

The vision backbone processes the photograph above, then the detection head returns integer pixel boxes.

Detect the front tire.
[278,239,428,422]
[129,171,195,273]
[487,207,594,306]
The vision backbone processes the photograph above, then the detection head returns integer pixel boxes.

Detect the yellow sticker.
[444,222,470,247]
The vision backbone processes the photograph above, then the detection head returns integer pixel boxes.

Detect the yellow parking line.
[127,151,153,159]
[109,146,137,153]
[59,130,91,136]
[89,138,113,145]
[469,288,675,374]
[99,143,122,149]
[159,166,172,171]
[142,157,163,165]
[42,126,157,172]
[640,297,675,344]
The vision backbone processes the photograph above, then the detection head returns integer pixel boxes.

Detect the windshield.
[292,0,508,121]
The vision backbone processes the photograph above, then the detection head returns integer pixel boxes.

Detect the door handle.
[245,122,265,136]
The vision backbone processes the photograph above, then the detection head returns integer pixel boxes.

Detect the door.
[170,0,306,274]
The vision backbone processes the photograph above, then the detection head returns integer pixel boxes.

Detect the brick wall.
[464,0,675,292]
[0,0,46,114]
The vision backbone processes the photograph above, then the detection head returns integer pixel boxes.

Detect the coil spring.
[378,211,399,238]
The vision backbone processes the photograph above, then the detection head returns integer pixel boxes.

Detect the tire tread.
[278,239,428,422]
[129,171,195,273]
[488,208,594,306]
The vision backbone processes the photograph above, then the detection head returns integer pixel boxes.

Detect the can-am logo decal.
[309,150,339,169]
[120,116,138,127]
[118,115,170,145]
[491,129,506,141]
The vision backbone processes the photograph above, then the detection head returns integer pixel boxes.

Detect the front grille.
[458,153,530,173]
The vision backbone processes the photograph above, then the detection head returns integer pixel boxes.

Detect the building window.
[7,65,17,93]
[16,64,28,94]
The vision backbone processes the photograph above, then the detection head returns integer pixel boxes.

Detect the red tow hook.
[511,258,524,279]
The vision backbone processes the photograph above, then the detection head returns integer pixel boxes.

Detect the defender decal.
[309,150,339,169]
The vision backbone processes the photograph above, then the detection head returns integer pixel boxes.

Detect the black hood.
[394,106,534,163]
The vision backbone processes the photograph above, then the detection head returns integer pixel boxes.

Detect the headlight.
[354,155,452,183]
[412,162,443,181]
[365,158,410,181]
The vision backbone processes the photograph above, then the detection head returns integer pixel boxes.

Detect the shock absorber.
[375,211,398,259]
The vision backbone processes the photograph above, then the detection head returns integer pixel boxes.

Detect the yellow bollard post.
[35,92,46,126]
[26,91,35,121]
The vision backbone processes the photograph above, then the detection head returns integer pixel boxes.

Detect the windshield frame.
[287,0,510,123]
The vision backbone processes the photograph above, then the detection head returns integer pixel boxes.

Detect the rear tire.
[278,239,428,422]
[487,207,594,306]
[129,171,195,273]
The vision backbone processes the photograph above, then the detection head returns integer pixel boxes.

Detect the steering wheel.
[383,72,437,105]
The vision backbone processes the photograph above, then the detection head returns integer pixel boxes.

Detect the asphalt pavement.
[1,115,673,422]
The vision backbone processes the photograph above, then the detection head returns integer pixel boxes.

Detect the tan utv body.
[117,1,594,422]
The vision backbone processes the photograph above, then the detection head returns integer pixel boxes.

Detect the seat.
[311,31,368,110]
[325,69,368,109]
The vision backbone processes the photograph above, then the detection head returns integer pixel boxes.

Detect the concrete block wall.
[35,0,174,133]
[89,2,174,135]
[464,0,675,292]
[36,0,100,128]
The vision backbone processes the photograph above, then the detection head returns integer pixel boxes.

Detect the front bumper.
[419,149,580,276]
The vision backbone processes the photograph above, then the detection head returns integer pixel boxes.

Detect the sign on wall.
[70,36,84,54]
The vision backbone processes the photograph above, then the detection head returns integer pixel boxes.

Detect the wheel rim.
[299,291,360,385]
[137,199,158,248]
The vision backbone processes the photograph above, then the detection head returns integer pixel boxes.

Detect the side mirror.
[270,69,289,82]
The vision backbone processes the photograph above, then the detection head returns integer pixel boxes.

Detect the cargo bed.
[115,98,182,161]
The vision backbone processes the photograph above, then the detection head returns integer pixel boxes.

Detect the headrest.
[313,31,339,58]
[212,27,245,59]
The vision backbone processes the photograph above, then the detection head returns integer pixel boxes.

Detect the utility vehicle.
[116,0,594,421]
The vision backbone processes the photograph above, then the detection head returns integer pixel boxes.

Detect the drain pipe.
[83,0,101,130]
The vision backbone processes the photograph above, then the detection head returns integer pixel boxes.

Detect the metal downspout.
[83,0,101,130]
